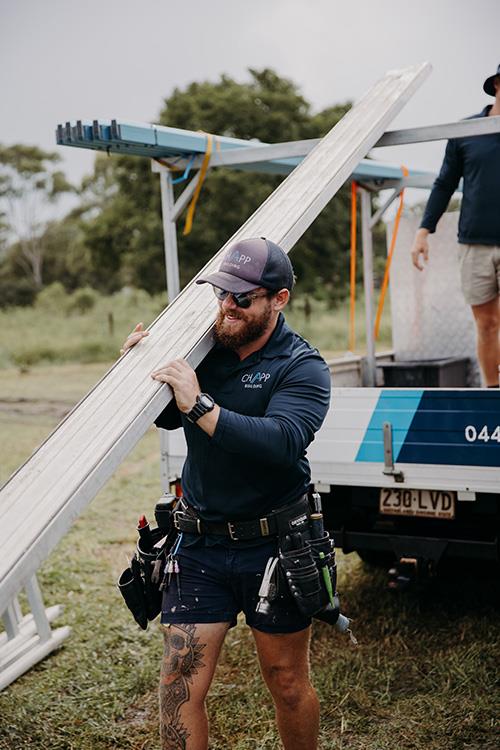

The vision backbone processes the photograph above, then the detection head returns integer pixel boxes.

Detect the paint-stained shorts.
[160,537,311,633]
[458,244,500,306]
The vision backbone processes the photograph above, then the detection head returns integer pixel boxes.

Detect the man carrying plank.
[122,237,331,750]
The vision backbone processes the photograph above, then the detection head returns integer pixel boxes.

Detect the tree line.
[0,68,386,309]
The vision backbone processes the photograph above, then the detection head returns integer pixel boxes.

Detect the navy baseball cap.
[196,237,294,293]
[483,64,500,96]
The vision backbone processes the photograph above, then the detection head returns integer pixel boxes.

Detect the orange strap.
[349,181,357,351]
[374,166,409,340]
[183,133,214,236]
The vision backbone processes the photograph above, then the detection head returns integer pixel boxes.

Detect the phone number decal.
[465,425,500,443]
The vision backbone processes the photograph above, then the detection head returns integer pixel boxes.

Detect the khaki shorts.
[458,244,500,306]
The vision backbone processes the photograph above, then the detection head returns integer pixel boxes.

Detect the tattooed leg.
[159,622,229,750]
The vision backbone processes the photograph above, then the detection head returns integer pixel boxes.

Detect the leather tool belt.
[173,495,310,541]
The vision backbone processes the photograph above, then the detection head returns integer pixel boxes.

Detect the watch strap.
[186,393,215,423]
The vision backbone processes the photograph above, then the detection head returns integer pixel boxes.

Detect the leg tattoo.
[160,624,206,749]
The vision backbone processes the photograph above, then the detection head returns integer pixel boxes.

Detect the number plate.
[379,488,456,520]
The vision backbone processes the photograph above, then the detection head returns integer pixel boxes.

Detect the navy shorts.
[161,537,311,634]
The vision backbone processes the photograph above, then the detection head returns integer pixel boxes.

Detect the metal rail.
[191,116,500,168]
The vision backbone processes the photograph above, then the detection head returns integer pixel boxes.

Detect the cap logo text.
[227,251,252,266]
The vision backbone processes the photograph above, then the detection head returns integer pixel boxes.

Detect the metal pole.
[25,576,51,644]
[157,168,181,490]
[360,189,376,386]
[159,429,171,494]
[2,604,20,640]
[159,170,180,302]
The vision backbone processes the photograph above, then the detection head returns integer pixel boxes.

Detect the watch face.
[199,394,214,408]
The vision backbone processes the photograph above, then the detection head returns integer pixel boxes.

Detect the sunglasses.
[212,286,272,309]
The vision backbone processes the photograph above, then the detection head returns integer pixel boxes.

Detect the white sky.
[0,0,498,194]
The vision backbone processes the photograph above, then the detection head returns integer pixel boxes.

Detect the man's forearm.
[196,404,221,437]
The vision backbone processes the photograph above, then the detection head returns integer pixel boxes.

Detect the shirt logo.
[241,371,271,389]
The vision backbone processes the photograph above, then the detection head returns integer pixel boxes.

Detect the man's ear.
[273,289,290,311]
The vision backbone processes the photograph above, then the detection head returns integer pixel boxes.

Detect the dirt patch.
[0,398,74,420]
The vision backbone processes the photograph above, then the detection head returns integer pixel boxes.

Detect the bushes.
[35,282,68,312]
[0,275,37,308]
[35,283,98,314]
[68,287,98,314]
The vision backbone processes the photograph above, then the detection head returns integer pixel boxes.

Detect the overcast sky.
[1,0,498,193]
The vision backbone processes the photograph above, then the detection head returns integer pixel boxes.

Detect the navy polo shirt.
[155,313,331,523]
[421,105,500,245]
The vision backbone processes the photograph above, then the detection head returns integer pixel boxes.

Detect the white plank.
[0,626,70,691]
[0,63,431,614]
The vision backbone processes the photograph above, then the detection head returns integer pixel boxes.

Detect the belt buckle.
[173,509,182,530]
[174,510,201,534]
[228,522,239,541]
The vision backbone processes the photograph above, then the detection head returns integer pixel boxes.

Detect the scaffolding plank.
[0,63,431,614]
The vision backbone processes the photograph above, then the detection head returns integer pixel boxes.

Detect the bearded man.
[122,237,331,750]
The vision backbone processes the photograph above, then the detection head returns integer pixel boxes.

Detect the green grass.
[286,295,393,358]
[0,288,392,370]
[0,365,498,750]
[0,288,167,370]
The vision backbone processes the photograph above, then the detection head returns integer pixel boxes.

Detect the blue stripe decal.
[355,390,424,463]
[398,390,500,467]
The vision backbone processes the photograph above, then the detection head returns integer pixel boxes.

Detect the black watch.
[186,393,215,423]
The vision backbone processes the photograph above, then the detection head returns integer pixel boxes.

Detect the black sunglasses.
[212,286,272,309]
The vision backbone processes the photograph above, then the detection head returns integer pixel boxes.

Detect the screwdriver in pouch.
[138,515,154,551]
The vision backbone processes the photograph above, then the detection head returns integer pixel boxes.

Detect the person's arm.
[118,322,182,429]
[150,356,331,462]
[411,139,463,270]
[209,358,331,466]
[120,322,149,353]
[420,139,463,232]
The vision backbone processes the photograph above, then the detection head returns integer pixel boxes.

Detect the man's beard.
[214,303,273,350]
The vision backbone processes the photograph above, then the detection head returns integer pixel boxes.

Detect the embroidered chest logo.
[241,371,271,389]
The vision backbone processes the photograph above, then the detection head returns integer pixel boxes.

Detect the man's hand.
[410,228,430,271]
[120,322,150,354]
[151,358,201,414]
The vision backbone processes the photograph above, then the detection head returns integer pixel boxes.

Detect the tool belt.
[173,494,310,540]
[118,494,178,630]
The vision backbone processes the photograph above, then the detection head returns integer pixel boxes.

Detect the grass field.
[0,363,498,750]
[0,287,393,370]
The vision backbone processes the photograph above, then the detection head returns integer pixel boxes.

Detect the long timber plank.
[0,63,431,613]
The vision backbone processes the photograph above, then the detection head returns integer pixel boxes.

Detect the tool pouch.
[308,532,338,602]
[279,528,340,621]
[308,532,340,625]
[135,527,170,621]
[118,558,148,630]
[118,496,178,629]
[279,540,323,617]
